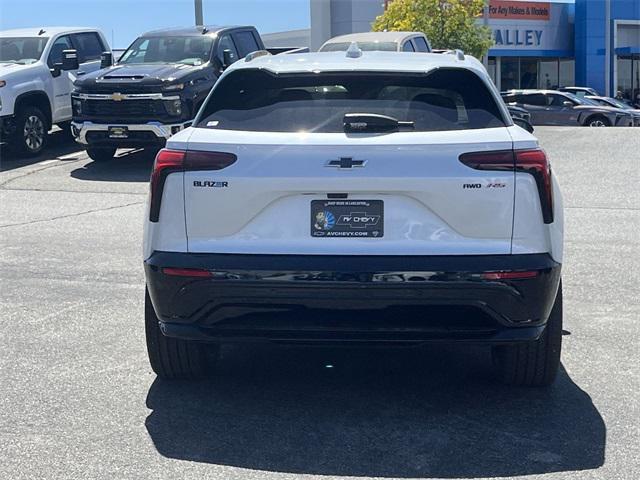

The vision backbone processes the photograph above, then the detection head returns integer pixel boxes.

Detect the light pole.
[195,0,204,27]
[482,0,489,68]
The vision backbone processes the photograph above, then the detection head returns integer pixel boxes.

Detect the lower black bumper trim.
[145,252,561,344]
[160,321,546,344]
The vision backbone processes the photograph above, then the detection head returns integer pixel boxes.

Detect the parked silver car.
[586,95,640,126]
[558,86,599,98]
[319,31,431,53]
[502,90,634,127]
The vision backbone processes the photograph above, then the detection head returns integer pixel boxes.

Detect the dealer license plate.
[311,200,383,238]
[108,126,129,139]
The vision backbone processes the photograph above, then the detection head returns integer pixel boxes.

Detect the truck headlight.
[163,83,184,91]
[164,98,183,116]
[72,97,82,115]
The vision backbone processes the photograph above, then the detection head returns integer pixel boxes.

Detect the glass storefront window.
[539,59,559,89]
[634,57,640,106]
[616,55,640,105]
[494,57,575,91]
[520,59,538,89]
[559,59,575,89]
[488,57,497,86]
[501,58,519,90]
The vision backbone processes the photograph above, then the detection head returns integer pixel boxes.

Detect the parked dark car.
[586,95,640,126]
[502,89,634,127]
[506,105,534,132]
[71,25,267,161]
[507,104,530,122]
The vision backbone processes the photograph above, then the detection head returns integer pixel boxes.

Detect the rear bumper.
[145,252,561,345]
[71,120,191,147]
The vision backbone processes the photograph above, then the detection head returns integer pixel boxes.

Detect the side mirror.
[61,49,79,71]
[562,101,574,108]
[513,117,534,133]
[222,49,233,69]
[100,51,113,69]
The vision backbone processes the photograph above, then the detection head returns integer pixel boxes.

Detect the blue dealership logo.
[314,210,336,231]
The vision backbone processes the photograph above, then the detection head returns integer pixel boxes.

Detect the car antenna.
[201,27,209,35]
[346,42,362,58]
[38,29,46,36]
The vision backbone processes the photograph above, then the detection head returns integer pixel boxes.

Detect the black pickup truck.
[71,26,265,161]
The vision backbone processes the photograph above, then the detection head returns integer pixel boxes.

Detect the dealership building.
[265,0,640,100]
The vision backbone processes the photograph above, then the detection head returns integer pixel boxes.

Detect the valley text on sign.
[489,1,551,21]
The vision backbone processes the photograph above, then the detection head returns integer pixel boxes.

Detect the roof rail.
[245,50,271,62]
[445,49,465,61]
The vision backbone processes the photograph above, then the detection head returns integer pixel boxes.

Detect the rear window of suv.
[197,68,507,132]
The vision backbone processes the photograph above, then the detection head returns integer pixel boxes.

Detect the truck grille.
[83,99,167,120]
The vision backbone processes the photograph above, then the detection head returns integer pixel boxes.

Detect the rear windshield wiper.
[344,113,414,133]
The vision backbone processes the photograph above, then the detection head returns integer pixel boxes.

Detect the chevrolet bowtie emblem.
[111,92,125,101]
[326,157,366,169]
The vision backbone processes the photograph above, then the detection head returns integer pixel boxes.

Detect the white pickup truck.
[0,27,110,156]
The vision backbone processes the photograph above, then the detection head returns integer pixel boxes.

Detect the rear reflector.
[459,148,553,224]
[149,149,237,222]
[162,267,213,277]
[482,270,539,280]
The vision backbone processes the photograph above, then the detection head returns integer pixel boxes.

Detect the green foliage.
[372,0,494,59]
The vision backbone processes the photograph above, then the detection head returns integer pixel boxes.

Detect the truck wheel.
[12,106,48,157]
[492,281,563,387]
[86,147,116,162]
[145,287,215,379]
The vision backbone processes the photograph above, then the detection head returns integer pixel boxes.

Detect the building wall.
[574,0,607,94]
[310,0,383,50]
[575,0,640,96]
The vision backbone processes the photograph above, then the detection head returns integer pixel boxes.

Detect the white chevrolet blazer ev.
[143,47,564,387]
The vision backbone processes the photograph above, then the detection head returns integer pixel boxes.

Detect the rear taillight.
[149,149,237,222]
[514,149,553,223]
[458,150,515,170]
[459,148,553,224]
[149,149,185,222]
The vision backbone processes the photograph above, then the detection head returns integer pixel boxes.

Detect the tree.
[372,0,494,59]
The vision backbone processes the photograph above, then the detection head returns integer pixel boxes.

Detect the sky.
[0,0,311,48]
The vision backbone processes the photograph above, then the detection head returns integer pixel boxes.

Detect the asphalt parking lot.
[0,127,638,480]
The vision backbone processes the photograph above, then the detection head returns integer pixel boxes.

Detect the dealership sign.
[489,1,551,20]
[494,29,543,46]
[486,0,574,53]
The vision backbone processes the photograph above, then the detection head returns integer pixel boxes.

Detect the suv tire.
[492,281,563,387]
[87,147,117,162]
[145,288,215,379]
[12,106,48,157]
